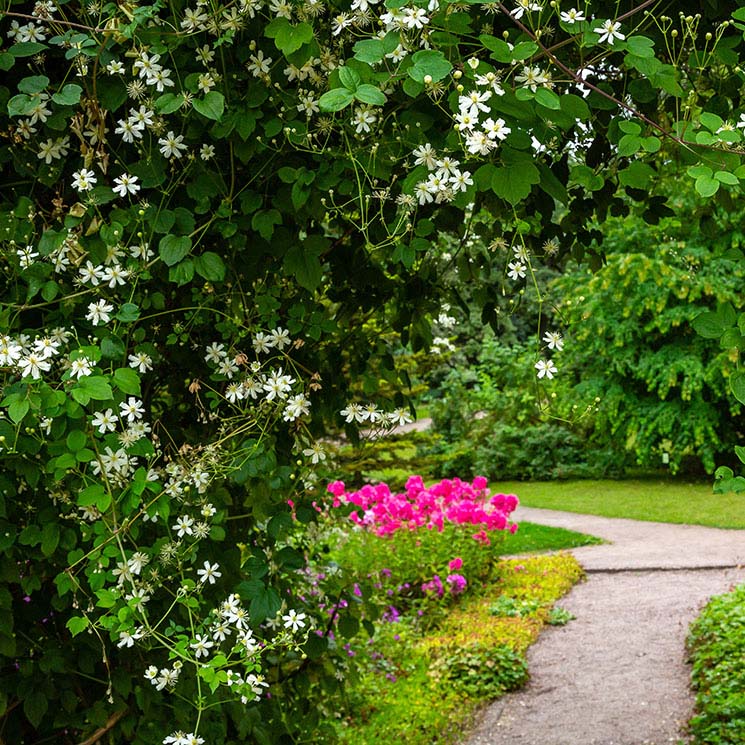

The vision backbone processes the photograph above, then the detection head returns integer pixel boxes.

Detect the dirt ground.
[462,507,745,745]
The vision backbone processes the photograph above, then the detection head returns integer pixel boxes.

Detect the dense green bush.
[688,584,745,745]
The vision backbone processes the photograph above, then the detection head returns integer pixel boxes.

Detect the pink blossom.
[327,476,518,540]
[448,557,463,571]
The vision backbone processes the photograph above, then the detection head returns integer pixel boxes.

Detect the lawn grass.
[494,478,745,529]
[498,520,603,553]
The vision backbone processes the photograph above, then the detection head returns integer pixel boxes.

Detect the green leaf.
[9,42,47,57]
[248,585,282,623]
[511,41,539,60]
[267,19,313,55]
[194,252,226,282]
[113,368,141,396]
[66,430,87,452]
[169,258,195,285]
[252,209,282,239]
[353,39,386,64]
[695,175,719,197]
[731,371,745,405]
[618,162,655,189]
[318,88,355,112]
[618,120,642,135]
[338,66,361,91]
[192,91,225,121]
[0,52,14,71]
[354,84,387,106]
[66,616,89,637]
[23,691,47,728]
[491,162,540,205]
[100,335,125,360]
[51,84,83,106]
[159,235,192,266]
[41,523,60,557]
[116,303,140,323]
[284,245,323,291]
[692,310,727,339]
[7,94,36,117]
[8,398,29,424]
[408,50,452,83]
[617,134,641,156]
[18,75,49,94]
[625,36,655,58]
[155,93,183,115]
[78,376,113,401]
[534,88,561,110]
[714,170,739,185]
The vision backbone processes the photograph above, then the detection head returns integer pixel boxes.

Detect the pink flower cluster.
[327,475,518,538]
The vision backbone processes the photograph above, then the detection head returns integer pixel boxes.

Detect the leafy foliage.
[688,583,745,745]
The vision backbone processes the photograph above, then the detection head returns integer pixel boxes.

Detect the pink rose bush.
[327,475,518,539]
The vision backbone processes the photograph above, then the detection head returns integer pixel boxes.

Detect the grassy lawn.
[495,479,745,529]
[498,520,603,553]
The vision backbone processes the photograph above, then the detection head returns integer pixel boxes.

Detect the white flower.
[113,173,140,197]
[402,6,428,29]
[190,634,214,659]
[146,68,175,92]
[535,358,558,379]
[101,264,129,287]
[173,515,194,537]
[158,131,188,159]
[69,356,94,379]
[144,665,158,681]
[204,342,227,363]
[282,609,307,632]
[515,66,549,92]
[340,402,366,423]
[200,144,215,160]
[594,19,625,45]
[560,7,586,23]
[86,299,114,325]
[114,118,144,143]
[507,261,527,280]
[247,50,272,76]
[197,561,222,585]
[16,245,38,268]
[128,352,153,373]
[412,143,437,169]
[106,60,125,74]
[450,170,473,192]
[352,106,376,134]
[542,331,564,351]
[92,409,118,434]
[119,397,145,422]
[134,52,162,79]
[483,117,511,141]
[79,261,105,285]
[387,408,413,426]
[303,443,326,464]
[511,0,542,19]
[117,627,144,648]
[72,168,97,192]
[269,327,291,350]
[283,394,310,421]
[18,353,51,379]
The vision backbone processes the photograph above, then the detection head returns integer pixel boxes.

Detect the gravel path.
[464,506,745,745]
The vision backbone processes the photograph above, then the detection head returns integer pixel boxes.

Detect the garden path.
[463,506,745,745]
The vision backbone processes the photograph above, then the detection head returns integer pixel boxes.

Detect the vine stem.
[74,709,127,745]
